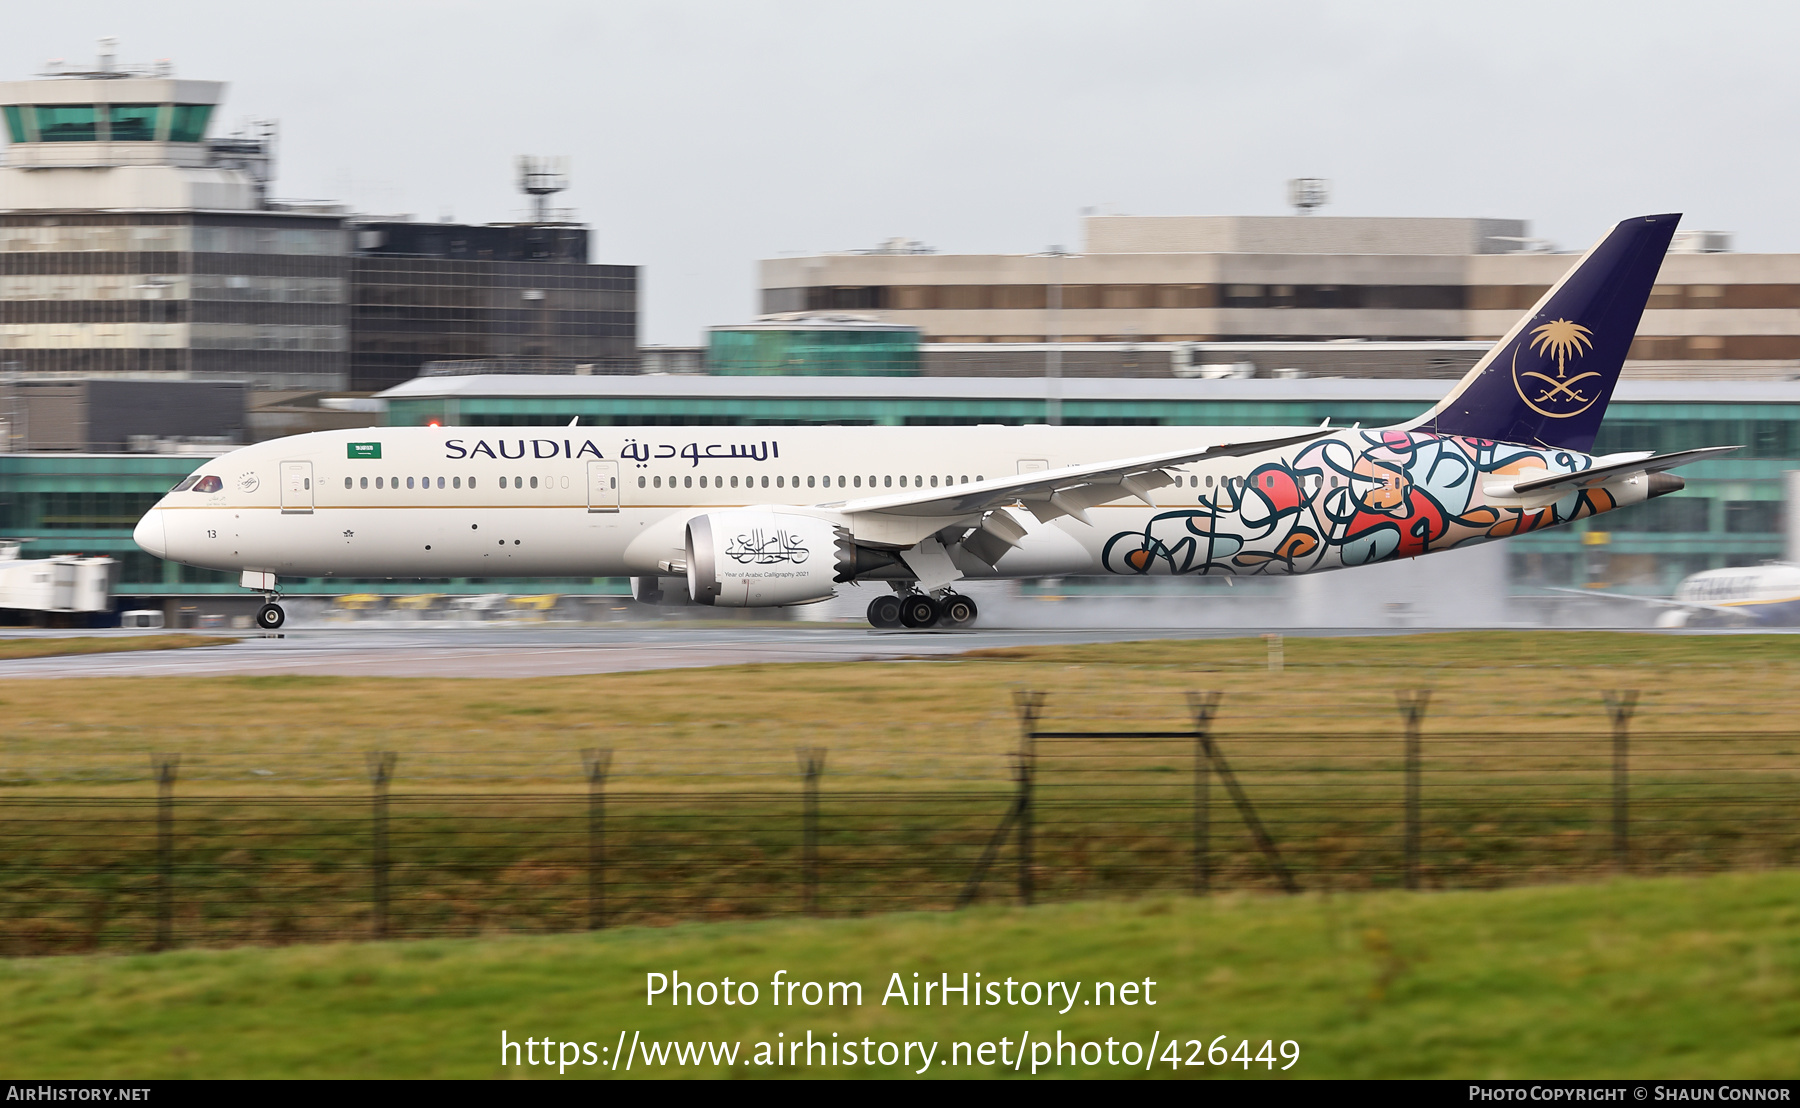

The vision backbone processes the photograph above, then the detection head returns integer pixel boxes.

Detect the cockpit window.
[192,476,223,494]
[171,475,200,492]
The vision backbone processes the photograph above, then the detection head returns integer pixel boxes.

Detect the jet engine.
[685,511,848,607]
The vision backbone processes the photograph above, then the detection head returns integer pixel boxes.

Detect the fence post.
[581,748,611,930]
[367,751,397,940]
[1187,691,1223,896]
[1013,691,1044,907]
[150,754,179,951]
[798,748,826,915]
[1604,691,1639,870]
[1396,690,1430,890]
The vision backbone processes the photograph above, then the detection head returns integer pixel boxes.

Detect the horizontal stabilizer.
[1539,586,1751,619]
[1494,445,1740,498]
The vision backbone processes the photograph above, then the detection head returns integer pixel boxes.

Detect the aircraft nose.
[133,508,167,559]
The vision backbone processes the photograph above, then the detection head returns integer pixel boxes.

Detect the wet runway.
[2,621,1779,680]
[0,623,1263,680]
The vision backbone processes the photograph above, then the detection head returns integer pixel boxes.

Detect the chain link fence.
[2,688,1796,954]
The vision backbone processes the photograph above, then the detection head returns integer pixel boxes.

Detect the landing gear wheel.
[256,602,286,630]
[866,594,903,629]
[940,593,978,626]
[899,594,940,629]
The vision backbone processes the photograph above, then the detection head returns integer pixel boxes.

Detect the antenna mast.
[517,156,570,224]
[1287,178,1330,215]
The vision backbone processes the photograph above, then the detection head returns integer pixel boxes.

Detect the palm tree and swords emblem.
[1513,318,1599,416]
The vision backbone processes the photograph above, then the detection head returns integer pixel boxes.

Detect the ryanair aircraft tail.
[1412,213,1679,452]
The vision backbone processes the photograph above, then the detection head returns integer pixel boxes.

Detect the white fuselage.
[134,423,1646,594]
[1670,563,1800,625]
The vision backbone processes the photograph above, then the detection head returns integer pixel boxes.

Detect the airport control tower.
[0,40,348,388]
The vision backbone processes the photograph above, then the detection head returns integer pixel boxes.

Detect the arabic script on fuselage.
[441,438,781,467]
[621,440,780,467]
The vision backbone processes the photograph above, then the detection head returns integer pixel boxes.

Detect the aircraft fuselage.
[135,423,1653,587]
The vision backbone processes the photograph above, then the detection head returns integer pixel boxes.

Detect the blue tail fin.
[1412,213,1679,452]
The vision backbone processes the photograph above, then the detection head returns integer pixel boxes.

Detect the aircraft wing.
[1539,586,1751,618]
[1499,445,1741,497]
[826,430,1330,524]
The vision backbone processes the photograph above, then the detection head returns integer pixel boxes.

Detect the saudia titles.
[442,438,780,465]
[1512,318,1601,419]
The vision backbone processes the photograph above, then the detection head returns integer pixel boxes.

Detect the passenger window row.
[336,475,578,491]
[1178,474,1345,492]
[345,475,474,490]
[636,474,985,490]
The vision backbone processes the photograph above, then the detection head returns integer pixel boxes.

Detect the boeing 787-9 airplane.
[135,214,1735,630]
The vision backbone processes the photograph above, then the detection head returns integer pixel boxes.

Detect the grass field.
[0,634,233,661]
[0,632,1795,951]
[1,870,1794,1078]
[1,630,1797,795]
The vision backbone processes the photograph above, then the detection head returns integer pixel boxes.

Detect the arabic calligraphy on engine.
[725,528,810,565]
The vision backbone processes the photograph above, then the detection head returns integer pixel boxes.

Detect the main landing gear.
[256,600,286,630]
[866,590,978,630]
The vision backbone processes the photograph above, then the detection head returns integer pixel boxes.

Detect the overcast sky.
[6,1,1796,343]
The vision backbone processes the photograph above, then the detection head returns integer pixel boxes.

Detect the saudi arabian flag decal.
[347,442,382,460]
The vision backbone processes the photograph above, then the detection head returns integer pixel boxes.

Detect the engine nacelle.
[685,510,844,608]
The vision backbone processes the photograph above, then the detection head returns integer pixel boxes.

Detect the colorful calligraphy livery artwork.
[1101,430,1615,577]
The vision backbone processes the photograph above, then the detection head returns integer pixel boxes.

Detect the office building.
[760,215,1800,379]
[348,218,638,391]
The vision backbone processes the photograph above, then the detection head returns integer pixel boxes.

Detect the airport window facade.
[0,212,349,386]
[0,103,215,144]
[763,280,1800,357]
[347,222,636,391]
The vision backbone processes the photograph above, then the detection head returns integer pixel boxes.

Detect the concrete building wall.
[1084,215,1526,255]
[0,166,256,210]
[761,219,1800,370]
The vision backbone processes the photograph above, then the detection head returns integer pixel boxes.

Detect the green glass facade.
[707,325,920,375]
[105,103,164,142]
[166,104,212,144]
[0,102,212,144]
[31,104,97,142]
